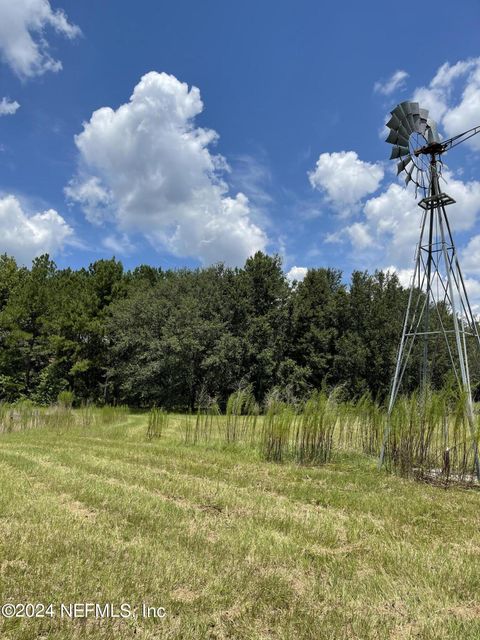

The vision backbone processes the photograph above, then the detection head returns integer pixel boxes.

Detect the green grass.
[1,413,480,639]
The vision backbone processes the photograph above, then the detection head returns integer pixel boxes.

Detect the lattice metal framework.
[379,101,480,479]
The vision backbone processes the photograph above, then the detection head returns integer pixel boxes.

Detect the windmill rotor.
[385,100,441,196]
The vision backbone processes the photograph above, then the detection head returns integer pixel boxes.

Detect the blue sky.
[2,0,480,288]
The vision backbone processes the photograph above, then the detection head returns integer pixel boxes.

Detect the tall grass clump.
[442,389,479,482]
[77,403,128,428]
[6,400,42,431]
[0,402,8,432]
[183,395,221,445]
[355,392,384,455]
[0,400,75,432]
[385,389,441,477]
[260,393,296,462]
[146,407,168,440]
[0,400,129,435]
[384,387,479,483]
[79,402,95,428]
[57,390,74,409]
[293,390,336,464]
[182,412,194,444]
[193,398,220,444]
[335,399,356,451]
[0,402,17,433]
[196,399,220,443]
[225,386,259,444]
[44,404,75,429]
[97,404,129,425]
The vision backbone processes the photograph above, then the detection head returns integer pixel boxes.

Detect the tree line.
[0,251,467,409]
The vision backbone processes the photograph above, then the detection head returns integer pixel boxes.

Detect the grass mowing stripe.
[0,448,355,557]
[0,448,472,592]
[3,435,477,542]
[2,436,478,553]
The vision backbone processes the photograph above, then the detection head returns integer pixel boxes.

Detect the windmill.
[378,100,480,480]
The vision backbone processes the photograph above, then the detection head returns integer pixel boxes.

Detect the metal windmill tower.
[378,100,480,479]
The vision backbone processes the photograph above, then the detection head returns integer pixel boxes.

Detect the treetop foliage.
[0,251,457,409]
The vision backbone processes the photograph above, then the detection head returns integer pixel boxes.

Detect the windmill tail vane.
[379,100,480,480]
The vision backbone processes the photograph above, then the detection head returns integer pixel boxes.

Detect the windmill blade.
[417,108,429,135]
[386,129,409,146]
[412,168,419,197]
[397,101,412,115]
[396,155,412,175]
[417,118,428,135]
[386,118,409,140]
[419,108,429,121]
[405,164,414,186]
[403,101,420,116]
[386,129,397,144]
[386,113,402,130]
[387,101,426,143]
[390,145,409,159]
[402,101,420,133]
[398,123,411,140]
[415,168,423,190]
[426,118,441,143]
[392,103,413,133]
[422,172,429,193]
[403,107,416,133]
[392,103,408,122]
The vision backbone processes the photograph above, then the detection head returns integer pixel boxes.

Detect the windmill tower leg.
[378,208,429,468]
[422,204,435,391]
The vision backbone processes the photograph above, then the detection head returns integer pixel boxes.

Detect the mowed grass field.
[1,414,480,640]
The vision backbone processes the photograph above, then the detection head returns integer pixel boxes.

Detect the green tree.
[237,252,290,401]
[0,255,56,398]
[290,268,346,391]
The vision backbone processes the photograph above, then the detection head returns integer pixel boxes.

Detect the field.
[1,412,480,639]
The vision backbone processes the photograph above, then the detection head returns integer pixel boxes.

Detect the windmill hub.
[413,142,445,157]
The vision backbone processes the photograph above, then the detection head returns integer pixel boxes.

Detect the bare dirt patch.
[57,493,97,520]
[171,586,200,603]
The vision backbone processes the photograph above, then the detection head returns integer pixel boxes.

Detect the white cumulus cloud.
[0,97,20,115]
[286,266,308,282]
[374,70,409,96]
[413,58,480,149]
[66,71,268,266]
[0,194,73,264]
[0,0,80,78]
[102,233,135,256]
[308,151,384,215]
[345,222,374,249]
[64,176,112,224]
[384,266,414,288]
[461,235,480,275]
[327,168,480,273]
